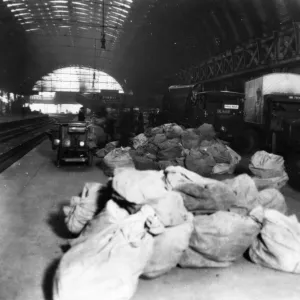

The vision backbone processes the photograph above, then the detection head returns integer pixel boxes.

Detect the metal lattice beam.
[177,23,300,84]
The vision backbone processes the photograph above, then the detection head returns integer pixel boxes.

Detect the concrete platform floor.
[0,140,300,300]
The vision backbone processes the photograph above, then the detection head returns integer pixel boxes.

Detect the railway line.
[0,114,74,173]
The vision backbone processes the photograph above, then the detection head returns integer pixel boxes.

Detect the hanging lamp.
[101,0,106,49]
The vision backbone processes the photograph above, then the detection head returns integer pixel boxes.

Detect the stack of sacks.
[164,166,239,214]
[165,124,184,139]
[130,123,240,176]
[181,129,203,150]
[132,133,148,150]
[180,124,216,150]
[130,124,183,171]
[56,168,195,300]
[97,122,241,177]
[163,166,289,269]
[57,164,295,300]
[54,201,155,300]
[194,123,216,140]
[102,147,135,177]
[185,148,216,176]
[112,168,194,279]
[185,139,241,176]
[249,151,289,190]
[164,166,288,216]
[202,141,241,175]
[142,212,193,279]
[129,140,160,171]
[96,141,119,159]
[179,207,263,268]
[112,168,168,208]
[249,208,300,274]
[63,182,105,234]
[223,174,288,215]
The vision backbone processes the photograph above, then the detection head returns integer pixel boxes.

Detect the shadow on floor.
[243,249,252,263]
[95,159,104,169]
[47,204,78,239]
[36,139,55,159]
[52,159,100,172]
[43,258,60,300]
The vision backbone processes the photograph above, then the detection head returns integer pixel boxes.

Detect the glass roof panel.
[3,0,134,52]
[33,67,124,93]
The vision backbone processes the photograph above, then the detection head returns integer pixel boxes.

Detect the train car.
[241,73,300,154]
[162,84,197,126]
[162,84,244,136]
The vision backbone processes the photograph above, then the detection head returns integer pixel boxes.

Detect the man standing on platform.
[78,107,85,122]
[118,107,135,147]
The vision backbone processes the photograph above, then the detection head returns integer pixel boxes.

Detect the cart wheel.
[87,151,94,167]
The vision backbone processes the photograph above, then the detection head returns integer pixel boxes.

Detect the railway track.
[0,114,74,173]
[0,118,53,143]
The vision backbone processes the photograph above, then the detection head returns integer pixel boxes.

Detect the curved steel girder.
[24,19,122,31]
[228,0,254,37]
[252,0,268,24]
[210,11,227,41]
[112,0,155,66]
[200,17,220,54]
[29,32,119,41]
[29,38,117,53]
[32,44,116,54]
[221,0,240,43]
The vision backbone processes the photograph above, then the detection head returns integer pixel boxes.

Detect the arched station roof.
[0,0,299,95]
[33,66,124,93]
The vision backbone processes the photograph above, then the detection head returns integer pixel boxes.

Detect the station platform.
[0,140,300,300]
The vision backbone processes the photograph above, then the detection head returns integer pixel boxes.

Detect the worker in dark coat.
[156,109,165,126]
[148,111,155,127]
[78,107,85,122]
[105,111,116,142]
[119,108,135,147]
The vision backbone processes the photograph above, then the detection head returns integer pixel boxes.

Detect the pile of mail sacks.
[53,162,298,300]
[96,123,241,178]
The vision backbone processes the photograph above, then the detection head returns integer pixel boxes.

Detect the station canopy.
[1,0,300,95]
[4,0,131,44]
[3,0,133,35]
[2,0,136,93]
